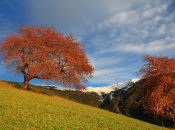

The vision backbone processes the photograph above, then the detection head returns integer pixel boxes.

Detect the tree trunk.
[172,120,175,128]
[21,75,30,90]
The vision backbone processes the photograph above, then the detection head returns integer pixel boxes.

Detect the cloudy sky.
[0,0,175,87]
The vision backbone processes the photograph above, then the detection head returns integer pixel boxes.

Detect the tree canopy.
[0,25,94,90]
[138,54,175,127]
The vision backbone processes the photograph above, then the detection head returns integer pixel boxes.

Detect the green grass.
[0,81,170,130]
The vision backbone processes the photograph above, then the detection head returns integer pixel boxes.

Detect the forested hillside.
[100,80,174,128]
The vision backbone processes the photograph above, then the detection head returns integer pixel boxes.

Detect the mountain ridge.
[35,78,141,95]
[83,78,140,95]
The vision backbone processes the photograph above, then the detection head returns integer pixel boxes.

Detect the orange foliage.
[0,25,94,90]
[138,54,175,127]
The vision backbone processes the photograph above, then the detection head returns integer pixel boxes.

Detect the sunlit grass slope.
[0,81,169,130]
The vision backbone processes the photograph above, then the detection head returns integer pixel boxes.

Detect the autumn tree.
[138,54,175,127]
[0,25,94,90]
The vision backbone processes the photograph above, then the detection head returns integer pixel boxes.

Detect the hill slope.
[0,81,168,129]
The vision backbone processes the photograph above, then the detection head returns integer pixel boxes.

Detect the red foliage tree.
[138,54,175,127]
[0,25,94,90]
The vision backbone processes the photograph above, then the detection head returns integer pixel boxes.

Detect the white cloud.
[157,24,166,36]
[153,15,163,22]
[113,37,175,54]
[97,10,140,31]
[142,3,168,18]
[89,56,123,70]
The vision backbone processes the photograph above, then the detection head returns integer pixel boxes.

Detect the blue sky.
[0,0,175,87]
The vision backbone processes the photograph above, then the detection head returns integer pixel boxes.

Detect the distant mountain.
[35,78,140,95]
[83,78,140,95]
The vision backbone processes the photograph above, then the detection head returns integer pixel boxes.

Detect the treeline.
[8,81,101,108]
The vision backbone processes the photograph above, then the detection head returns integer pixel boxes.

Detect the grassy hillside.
[0,81,169,129]
[8,81,101,108]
